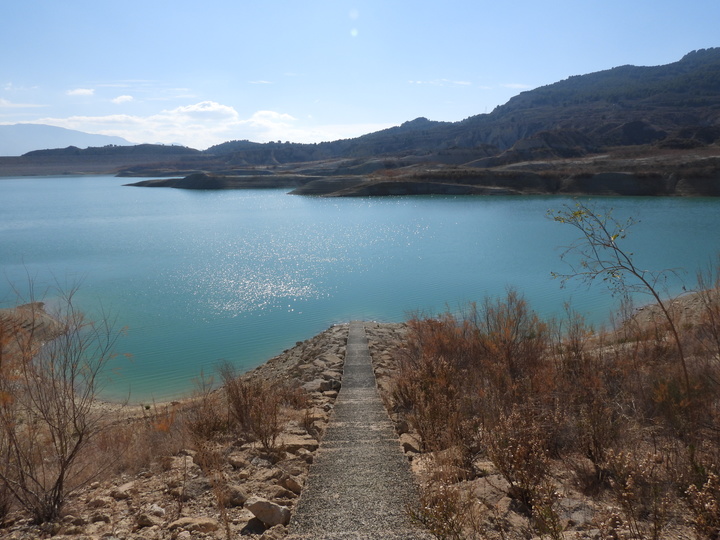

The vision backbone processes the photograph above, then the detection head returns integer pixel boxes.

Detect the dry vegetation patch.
[0,298,348,539]
[367,290,720,540]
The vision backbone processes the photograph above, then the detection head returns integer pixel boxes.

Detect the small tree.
[0,286,123,523]
[549,201,690,396]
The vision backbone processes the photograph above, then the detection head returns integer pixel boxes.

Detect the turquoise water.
[2,175,719,401]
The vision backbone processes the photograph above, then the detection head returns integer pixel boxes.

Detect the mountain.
[201,48,720,165]
[0,124,132,156]
[4,48,720,195]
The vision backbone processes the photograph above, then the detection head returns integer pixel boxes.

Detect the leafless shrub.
[686,469,720,540]
[0,286,124,523]
[220,363,283,453]
[410,479,482,540]
[603,450,673,540]
[185,371,230,443]
[485,408,552,515]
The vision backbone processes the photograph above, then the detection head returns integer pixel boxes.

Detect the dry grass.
[387,287,720,539]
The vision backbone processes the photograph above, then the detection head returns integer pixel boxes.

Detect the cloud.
[111,95,134,104]
[250,80,272,85]
[29,100,393,149]
[0,98,45,108]
[66,88,95,96]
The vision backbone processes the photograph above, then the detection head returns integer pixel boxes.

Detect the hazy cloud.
[0,98,45,108]
[111,95,134,104]
[30,101,393,149]
[250,80,272,85]
[66,88,95,96]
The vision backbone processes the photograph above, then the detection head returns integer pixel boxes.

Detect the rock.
[260,524,288,540]
[63,514,86,526]
[222,484,249,507]
[269,485,295,499]
[228,452,250,469]
[168,516,220,533]
[279,434,319,453]
[279,474,303,494]
[147,503,166,517]
[254,467,283,483]
[90,512,111,523]
[136,512,163,529]
[88,495,113,508]
[399,433,421,454]
[297,448,314,463]
[321,370,342,381]
[322,353,343,367]
[110,481,135,500]
[245,496,291,527]
[302,378,332,392]
[251,456,273,468]
[60,525,85,535]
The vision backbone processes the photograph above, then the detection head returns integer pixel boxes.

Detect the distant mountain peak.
[0,124,133,156]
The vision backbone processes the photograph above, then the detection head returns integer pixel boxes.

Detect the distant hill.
[0,124,132,156]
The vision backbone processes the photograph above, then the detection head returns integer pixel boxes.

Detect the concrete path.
[287,321,431,540]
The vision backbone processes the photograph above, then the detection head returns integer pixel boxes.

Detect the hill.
[201,48,720,165]
[0,124,132,156]
[4,48,720,194]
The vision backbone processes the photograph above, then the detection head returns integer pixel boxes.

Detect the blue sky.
[1,0,718,150]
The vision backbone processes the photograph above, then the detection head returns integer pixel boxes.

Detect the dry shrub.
[391,290,549,464]
[410,480,482,540]
[0,289,123,523]
[485,408,552,515]
[602,450,674,540]
[185,372,230,444]
[220,363,284,453]
[472,289,548,391]
[686,469,720,540]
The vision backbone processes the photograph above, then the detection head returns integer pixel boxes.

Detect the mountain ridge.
[0,124,132,157]
[3,48,720,194]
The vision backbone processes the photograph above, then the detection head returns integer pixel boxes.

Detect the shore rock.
[245,496,291,527]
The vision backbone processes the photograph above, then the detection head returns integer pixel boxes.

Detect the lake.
[2,175,719,401]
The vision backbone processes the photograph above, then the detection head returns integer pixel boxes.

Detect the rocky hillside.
[4,48,720,193]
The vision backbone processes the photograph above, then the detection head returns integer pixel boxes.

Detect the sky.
[1,0,719,151]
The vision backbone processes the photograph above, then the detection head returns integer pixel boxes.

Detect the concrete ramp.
[287,321,431,539]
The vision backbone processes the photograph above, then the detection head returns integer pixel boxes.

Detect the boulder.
[302,378,332,392]
[279,474,303,495]
[321,370,342,381]
[168,516,220,533]
[136,512,163,529]
[222,484,249,507]
[245,496,291,527]
[399,433,421,454]
[278,433,319,453]
[110,481,135,500]
[228,452,250,469]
